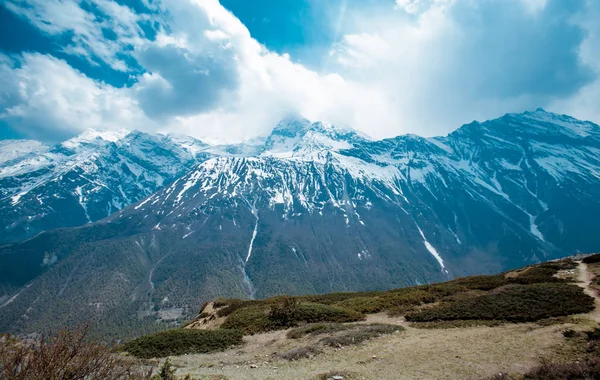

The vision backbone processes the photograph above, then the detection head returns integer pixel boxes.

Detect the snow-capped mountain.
[0,109,599,337]
[0,129,211,243]
[0,140,49,165]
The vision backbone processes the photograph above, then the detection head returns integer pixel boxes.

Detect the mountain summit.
[0,110,599,337]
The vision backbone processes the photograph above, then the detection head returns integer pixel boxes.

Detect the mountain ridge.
[0,109,599,338]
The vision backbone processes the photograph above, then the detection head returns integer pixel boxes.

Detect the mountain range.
[1,109,599,338]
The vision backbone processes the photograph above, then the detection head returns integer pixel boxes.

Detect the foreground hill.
[118,256,600,379]
[2,256,600,379]
[1,109,600,338]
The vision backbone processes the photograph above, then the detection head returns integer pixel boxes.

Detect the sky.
[0,0,599,144]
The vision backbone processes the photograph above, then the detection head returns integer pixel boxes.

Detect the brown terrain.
[140,260,600,380]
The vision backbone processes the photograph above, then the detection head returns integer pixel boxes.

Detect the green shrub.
[450,274,509,290]
[411,320,505,329]
[214,299,266,317]
[298,291,382,305]
[524,358,600,379]
[269,296,299,328]
[510,266,564,284]
[381,289,437,306]
[335,288,443,314]
[335,297,386,313]
[583,254,600,264]
[415,283,470,297]
[295,303,365,324]
[220,302,364,335]
[121,328,244,358]
[405,283,595,323]
[319,324,403,347]
[278,345,322,361]
[287,323,352,339]
[219,306,272,335]
[387,304,418,317]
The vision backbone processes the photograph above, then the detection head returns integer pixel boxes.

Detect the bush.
[121,329,244,358]
[221,303,364,335]
[405,283,595,323]
[450,274,509,290]
[319,324,403,347]
[295,303,365,324]
[335,297,385,313]
[335,288,441,314]
[155,358,176,380]
[219,306,272,335]
[214,299,265,318]
[278,345,322,361]
[299,291,382,305]
[287,323,351,339]
[524,358,600,379]
[510,265,565,285]
[411,320,504,329]
[0,326,151,379]
[269,296,299,328]
[583,254,600,264]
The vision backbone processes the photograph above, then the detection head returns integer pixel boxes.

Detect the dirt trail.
[576,261,600,322]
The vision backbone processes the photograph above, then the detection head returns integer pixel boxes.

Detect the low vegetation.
[0,326,151,379]
[319,324,403,347]
[583,253,600,264]
[278,345,323,361]
[286,323,352,339]
[207,259,575,329]
[405,283,594,322]
[314,370,363,380]
[121,329,244,359]
[220,298,365,335]
[523,358,600,380]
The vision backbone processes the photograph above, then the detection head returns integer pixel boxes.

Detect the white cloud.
[325,0,595,137]
[550,0,600,123]
[4,0,145,71]
[0,53,150,141]
[1,0,599,144]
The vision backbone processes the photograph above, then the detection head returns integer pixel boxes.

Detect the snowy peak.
[452,109,600,142]
[263,118,367,160]
[61,128,131,150]
[0,140,48,165]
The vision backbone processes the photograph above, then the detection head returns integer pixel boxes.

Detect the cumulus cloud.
[1,0,599,144]
[4,0,146,71]
[0,53,150,142]
[132,0,241,120]
[550,0,600,123]
[327,0,594,137]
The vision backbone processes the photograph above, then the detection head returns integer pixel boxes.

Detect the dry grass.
[314,370,364,380]
[278,345,323,361]
[168,315,572,379]
[0,326,152,379]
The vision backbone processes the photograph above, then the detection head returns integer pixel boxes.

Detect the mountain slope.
[0,130,210,244]
[0,109,599,338]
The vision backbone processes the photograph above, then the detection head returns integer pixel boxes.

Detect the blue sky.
[0,0,599,143]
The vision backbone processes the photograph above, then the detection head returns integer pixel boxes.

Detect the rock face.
[0,109,599,338]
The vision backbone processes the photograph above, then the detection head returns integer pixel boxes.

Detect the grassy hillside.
[4,255,600,379]
[121,257,596,361]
